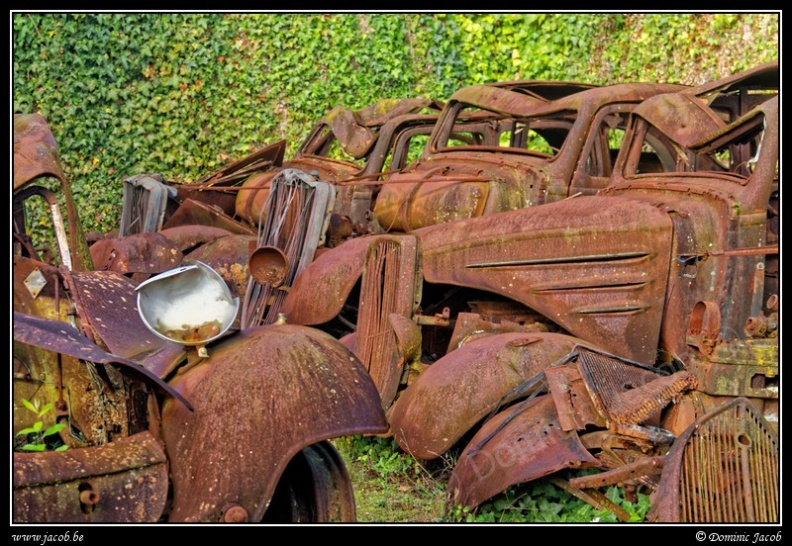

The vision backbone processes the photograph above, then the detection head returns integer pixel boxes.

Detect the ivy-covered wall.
[13,12,779,234]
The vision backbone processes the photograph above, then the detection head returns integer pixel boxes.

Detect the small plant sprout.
[15,398,69,452]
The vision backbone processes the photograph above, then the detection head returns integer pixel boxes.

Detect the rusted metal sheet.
[281,235,373,325]
[13,431,168,523]
[184,233,257,302]
[416,195,674,363]
[447,394,600,509]
[161,324,387,522]
[90,232,183,276]
[544,365,605,431]
[651,397,778,522]
[13,311,192,411]
[13,113,68,191]
[162,198,256,234]
[66,270,186,378]
[159,225,234,252]
[389,332,580,460]
[354,236,418,409]
[446,311,548,352]
[574,347,697,426]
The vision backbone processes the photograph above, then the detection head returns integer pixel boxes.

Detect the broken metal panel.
[13,312,192,411]
[390,332,580,460]
[446,311,547,353]
[544,365,605,431]
[13,431,168,523]
[354,236,418,409]
[162,324,387,522]
[447,394,600,510]
[162,198,256,235]
[66,270,185,376]
[119,175,175,236]
[652,397,778,523]
[574,347,695,428]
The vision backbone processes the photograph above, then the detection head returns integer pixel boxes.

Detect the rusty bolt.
[222,503,249,523]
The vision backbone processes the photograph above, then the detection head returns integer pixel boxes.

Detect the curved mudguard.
[281,235,385,326]
[161,323,388,522]
[447,394,600,509]
[389,332,583,460]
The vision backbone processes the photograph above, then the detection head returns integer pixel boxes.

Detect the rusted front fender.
[281,235,378,325]
[447,394,600,509]
[389,332,584,460]
[161,324,388,522]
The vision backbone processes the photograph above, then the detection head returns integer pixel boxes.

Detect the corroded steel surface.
[281,235,375,325]
[161,324,387,522]
[652,397,778,522]
[162,198,256,234]
[545,365,605,431]
[90,232,182,276]
[13,431,168,522]
[159,225,234,252]
[415,195,674,363]
[13,113,67,191]
[447,394,600,509]
[355,237,418,409]
[66,270,185,377]
[13,311,192,411]
[184,233,257,301]
[390,332,581,460]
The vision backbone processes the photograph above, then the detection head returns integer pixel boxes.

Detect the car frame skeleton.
[279,62,779,522]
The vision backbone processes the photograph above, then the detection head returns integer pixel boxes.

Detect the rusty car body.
[278,62,779,522]
[372,79,687,231]
[12,113,388,523]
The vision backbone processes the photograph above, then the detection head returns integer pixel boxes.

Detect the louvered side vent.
[354,237,417,409]
[678,399,779,522]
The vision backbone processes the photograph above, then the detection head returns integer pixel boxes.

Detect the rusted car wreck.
[12,114,389,523]
[279,62,779,522]
[12,60,779,524]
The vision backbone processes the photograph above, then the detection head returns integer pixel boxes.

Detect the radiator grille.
[678,399,778,522]
[355,237,417,409]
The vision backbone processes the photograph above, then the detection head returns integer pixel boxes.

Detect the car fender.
[281,235,391,325]
[389,331,585,460]
[161,323,388,522]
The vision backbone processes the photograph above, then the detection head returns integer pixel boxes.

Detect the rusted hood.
[375,154,546,232]
[415,195,674,363]
[162,324,388,522]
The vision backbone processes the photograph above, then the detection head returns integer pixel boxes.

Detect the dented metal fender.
[281,234,410,325]
[389,332,585,460]
[161,323,388,522]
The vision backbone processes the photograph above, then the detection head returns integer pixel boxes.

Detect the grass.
[334,435,652,524]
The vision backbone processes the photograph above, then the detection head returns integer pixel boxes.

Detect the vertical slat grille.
[355,237,416,408]
[241,170,332,329]
[679,400,778,522]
